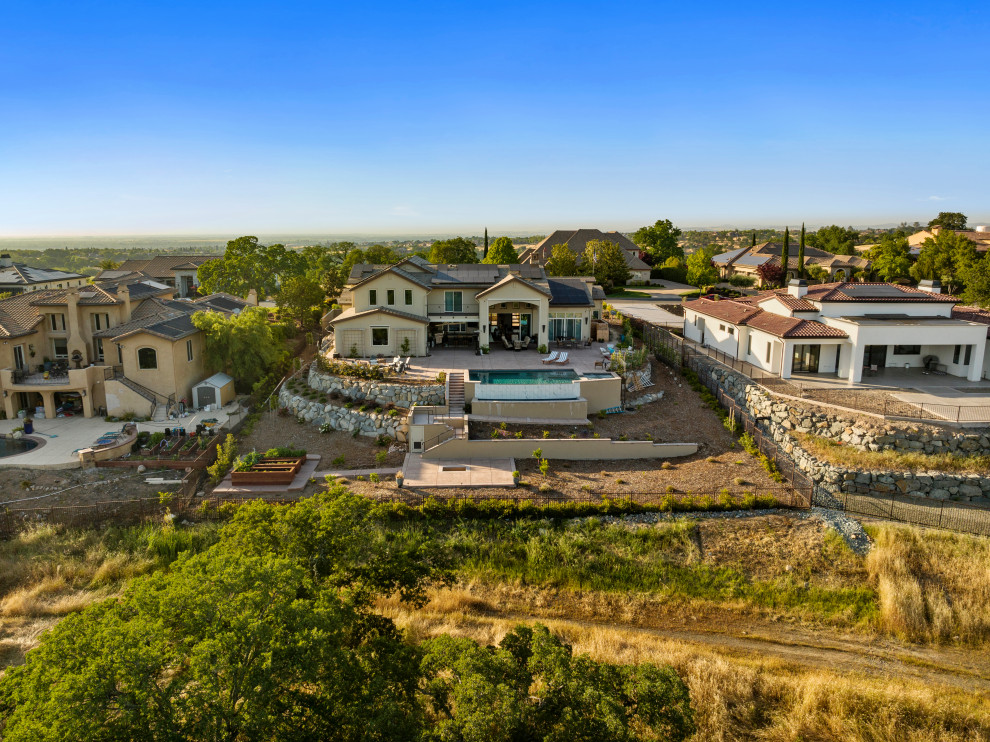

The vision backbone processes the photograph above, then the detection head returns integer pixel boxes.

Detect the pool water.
[469,369,579,384]
[0,437,38,458]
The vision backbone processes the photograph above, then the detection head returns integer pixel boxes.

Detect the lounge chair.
[554,352,569,365]
[502,335,513,350]
[541,351,559,364]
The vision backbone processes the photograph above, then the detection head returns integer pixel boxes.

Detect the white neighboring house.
[683,280,990,384]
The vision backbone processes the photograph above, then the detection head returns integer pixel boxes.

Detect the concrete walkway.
[608,300,684,328]
[401,453,516,488]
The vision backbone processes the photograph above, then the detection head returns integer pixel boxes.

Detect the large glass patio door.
[791,344,821,373]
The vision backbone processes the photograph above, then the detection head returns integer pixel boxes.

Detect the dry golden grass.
[794,432,990,475]
[384,605,990,742]
[867,524,990,644]
[0,525,153,620]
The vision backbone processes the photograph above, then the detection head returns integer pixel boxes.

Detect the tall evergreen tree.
[483,227,488,259]
[751,231,757,247]
[798,223,806,279]
[780,227,790,287]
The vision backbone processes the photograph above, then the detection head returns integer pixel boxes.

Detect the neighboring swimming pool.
[0,436,39,458]
[469,369,579,384]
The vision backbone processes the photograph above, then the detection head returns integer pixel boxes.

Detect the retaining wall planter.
[278,389,407,440]
[306,365,444,407]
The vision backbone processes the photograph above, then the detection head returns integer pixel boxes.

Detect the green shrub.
[207,434,237,484]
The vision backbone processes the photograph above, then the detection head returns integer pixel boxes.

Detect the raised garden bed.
[230,456,306,485]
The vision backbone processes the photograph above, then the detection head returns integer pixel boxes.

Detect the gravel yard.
[236,413,405,470]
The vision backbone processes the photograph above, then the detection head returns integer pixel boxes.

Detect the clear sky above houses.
[1,0,988,236]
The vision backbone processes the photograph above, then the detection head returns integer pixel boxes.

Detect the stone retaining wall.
[695,361,990,506]
[278,388,408,441]
[705,364,990,456]
[306,365,444,408]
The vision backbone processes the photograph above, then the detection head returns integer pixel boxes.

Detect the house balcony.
[0,365,111,418]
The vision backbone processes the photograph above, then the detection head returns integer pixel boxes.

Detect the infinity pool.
[469,369,579,384]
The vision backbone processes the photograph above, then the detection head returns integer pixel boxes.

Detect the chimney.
[0,254,12,268]
[246,288,258,306]
[118,284,132,318]
[788,278,808,298]
[918,279,942,294]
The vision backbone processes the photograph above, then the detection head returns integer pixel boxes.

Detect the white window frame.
[371,327,389,346]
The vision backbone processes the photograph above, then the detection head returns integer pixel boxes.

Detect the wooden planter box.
[230,457,306,485]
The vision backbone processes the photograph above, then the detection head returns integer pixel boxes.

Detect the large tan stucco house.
[0,279,252,420]
[95,255,219,298]
[517,228,652,284]
[713,242,870,284]
[331,257,605,357]
[684,279,990,384]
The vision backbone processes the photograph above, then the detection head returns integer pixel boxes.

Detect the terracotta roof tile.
[687,297,847,339]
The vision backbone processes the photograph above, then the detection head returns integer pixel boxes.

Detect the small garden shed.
[192,372,235,410]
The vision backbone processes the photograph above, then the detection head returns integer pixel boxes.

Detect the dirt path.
[397,590,990,696]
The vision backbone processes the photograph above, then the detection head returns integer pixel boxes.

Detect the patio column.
[847,343,865,384]
[81,389,95,417]
[780,341,794,379]
[2,391,15,420]
[969,337,987,382]
[39,390,57,420]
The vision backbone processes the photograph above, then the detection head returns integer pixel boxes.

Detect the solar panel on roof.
[547,279,589,305]
[841,285,910,298]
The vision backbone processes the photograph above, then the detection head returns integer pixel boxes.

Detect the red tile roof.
[746,313,848,338]
[685,298,763,325]
[686,297,847,339]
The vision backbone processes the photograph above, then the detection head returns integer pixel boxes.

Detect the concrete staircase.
[446,371,465,416]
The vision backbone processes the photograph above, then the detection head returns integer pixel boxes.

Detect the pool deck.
[0,402,245,469]
[404,343,613,380]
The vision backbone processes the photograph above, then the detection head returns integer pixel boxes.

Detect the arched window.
[137,347,158,370]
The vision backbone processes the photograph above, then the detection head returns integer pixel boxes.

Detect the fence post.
[937,502,944,530]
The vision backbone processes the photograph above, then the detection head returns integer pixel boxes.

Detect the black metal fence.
[835,490,990,537]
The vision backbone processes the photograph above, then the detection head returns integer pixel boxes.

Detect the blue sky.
[1,0,988,236]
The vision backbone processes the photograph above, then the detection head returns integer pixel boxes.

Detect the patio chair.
[520,336,531,350]
[502,335,513,350]
[554,352,569,365]
[541,351,559,364]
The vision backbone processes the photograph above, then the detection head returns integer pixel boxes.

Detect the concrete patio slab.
[212,454,323,495]
[400,453,516,488]
[0,402,244,469]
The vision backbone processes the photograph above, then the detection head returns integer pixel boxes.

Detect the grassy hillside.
[2,508,990,740]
